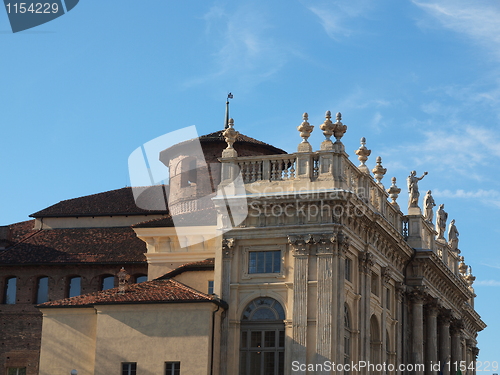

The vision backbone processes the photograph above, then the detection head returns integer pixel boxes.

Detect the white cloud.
[412,0,500,61]
[474,279,500,287]
[396,124,500,177]
[184,4,288,89]
[306,0,374,40]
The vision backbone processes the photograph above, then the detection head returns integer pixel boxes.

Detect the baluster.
[290,158,295,179]
[257,161,262,180]
[313,158,319,178]
[251,161,257,182]
[271,160,277,180]
[244,162,251,183]
[283,159,289,179]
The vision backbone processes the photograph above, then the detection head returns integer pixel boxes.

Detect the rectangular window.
[4,277,16,304]
[8,368,26,375]
[165,362,180,375]
[36,277,49,304]
[122,362,137,375]
[208,280,214,295]
[248,251,281,274]
[371,274,379,296]
[345,258,352,282]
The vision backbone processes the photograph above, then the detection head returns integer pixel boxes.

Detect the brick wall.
[0,263,147,375]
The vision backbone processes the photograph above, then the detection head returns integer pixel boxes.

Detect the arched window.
[344,304,351,373]
[3,277,16,304]
[386,330,391,370]
[370,315,381,372]
[68,276,81,298]
[134,274,147,283]
[240,297,285,375]
[101,275,115,290]
[36,277,49,304]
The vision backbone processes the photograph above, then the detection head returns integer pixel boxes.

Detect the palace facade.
[1,111,485,375]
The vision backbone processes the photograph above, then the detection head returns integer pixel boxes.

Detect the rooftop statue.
[436,204,448,240]
[448,219,459,251]
[423,190,436,223]
[407,170,428,208]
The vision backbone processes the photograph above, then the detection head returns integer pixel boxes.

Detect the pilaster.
[288,234,312,373]
[313,233,336,372]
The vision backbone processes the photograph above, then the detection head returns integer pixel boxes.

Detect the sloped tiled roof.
[37,278,216,308]
[0,220,147,265]
[159,130,287,162]
[133,208,217,228]
[156,258,215,280]
[199,130,287,154]
[30,186,169,218]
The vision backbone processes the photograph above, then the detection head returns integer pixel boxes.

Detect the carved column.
[313,234,336,372]
[382,267,392,366]
[471,347,479,375]
[439,313,451,375]
[219,238,235,375]
[410,289,425,375]
[336,233,349,366]
[359,250,373,375]
[450,322,463,373]
[395,283,405,375]
[426,303,439,375]
[289,234,312,373]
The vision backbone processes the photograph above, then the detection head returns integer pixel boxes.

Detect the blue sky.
[1,0,499,366]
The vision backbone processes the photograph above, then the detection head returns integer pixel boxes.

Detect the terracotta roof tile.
[0,221,147,264]
[156,258,215,280]
[38,278,215,307]
[30,186,169,218]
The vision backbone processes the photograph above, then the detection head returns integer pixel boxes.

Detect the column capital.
[395,282,406,301]
[438,310,452,326]
[450,320,464,335]
[336,231,350,257]
[426,303,440,317]
[358,250,374,274]
[382,266,392,286]
[311,233,336,255]
[408,287,427,304]
[222,238,235,259]
[471,347,480,358]
[288,234,312,257]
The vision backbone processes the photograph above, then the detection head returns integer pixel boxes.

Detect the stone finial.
[319,110,335,150]
[465,266,475,287]
[297,112,313,152]
[333,112,347,142]
[355,137,371,174]
[116,267,130,294]
[458,256,467,275]
[386,177,401,209]
[372,156,387,187]
[222,118,239,158]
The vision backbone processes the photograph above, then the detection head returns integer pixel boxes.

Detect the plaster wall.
[93,304,215,375]
[38,308,97,375]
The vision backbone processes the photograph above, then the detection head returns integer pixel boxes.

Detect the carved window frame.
[242,245,286,280]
